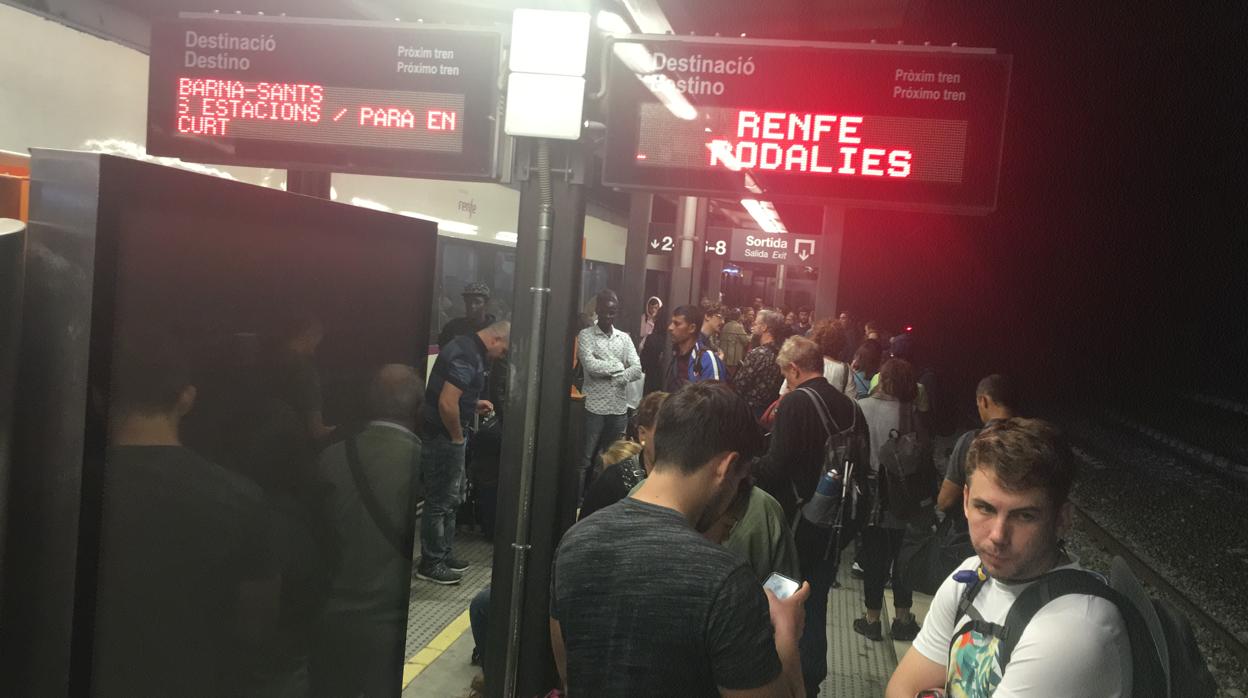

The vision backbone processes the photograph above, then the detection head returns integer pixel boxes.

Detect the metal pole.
[620,194,653,336]
[502,139,553,698]
[776,263,787,308]
[814,206,846,321]
[688,199,708,305]
[670,196,698,306]
[0,219,25,613]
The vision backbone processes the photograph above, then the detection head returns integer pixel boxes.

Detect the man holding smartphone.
[550,383,810,697]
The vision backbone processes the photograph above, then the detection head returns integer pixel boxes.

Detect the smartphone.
[763,572,800,600]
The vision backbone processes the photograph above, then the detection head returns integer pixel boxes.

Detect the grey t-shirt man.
[551,497,781,696]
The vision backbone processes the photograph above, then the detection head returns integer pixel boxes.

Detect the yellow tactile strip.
[402,609,472,688]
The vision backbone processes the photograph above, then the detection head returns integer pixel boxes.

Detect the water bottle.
[802,469,843,527]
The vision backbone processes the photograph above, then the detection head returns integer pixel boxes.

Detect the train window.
[489,248,516,323]
[429,238,517,348]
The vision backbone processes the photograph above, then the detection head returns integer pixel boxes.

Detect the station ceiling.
[54,0,918,37]
[19,0,927,231]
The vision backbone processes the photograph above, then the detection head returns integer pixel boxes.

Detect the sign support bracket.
[286,170,331,200]
[813,205,846,322]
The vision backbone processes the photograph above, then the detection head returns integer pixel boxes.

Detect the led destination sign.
[604,37,1011,213]
[148,16,501,179]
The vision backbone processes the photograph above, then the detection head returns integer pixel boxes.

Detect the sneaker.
[445,557,470,573]
[891,615,921,642]
[851,561,865,579]
[853,617,883,641]
[416,562,463,586]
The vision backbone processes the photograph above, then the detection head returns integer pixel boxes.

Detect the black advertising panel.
[604,36,1011,213]
[147,15,501,179]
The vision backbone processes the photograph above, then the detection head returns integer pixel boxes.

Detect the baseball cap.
[462,282,491,298]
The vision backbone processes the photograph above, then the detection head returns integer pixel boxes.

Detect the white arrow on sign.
[795,239,816,262]
[650,239,660,249]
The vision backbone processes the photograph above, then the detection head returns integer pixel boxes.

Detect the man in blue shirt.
[664,305,725,392]
[418,321,510,585]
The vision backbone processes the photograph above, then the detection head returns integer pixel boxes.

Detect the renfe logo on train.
[147,16,501,180]
[603,36,1012,213]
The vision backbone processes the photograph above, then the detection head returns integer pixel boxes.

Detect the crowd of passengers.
[535,291,1139,697]
[94,282,1150,698]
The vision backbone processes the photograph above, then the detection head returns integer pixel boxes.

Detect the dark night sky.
[695,2,1248,410]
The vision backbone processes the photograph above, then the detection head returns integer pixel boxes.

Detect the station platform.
[401,529,932,697]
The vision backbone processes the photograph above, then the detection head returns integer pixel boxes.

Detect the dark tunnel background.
[745,2,1248,419]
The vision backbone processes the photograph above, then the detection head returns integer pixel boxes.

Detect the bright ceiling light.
[740,198,787,234]
[510,9,591,76]
[596,10,633,34]
[706,140,743,171]
[612,42,654,74]
[649,75,698,120]
[596,10,632,34]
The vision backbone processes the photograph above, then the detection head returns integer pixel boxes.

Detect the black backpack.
[953,558,1216,698]
[877,403,936,520]
[796,387,867,528]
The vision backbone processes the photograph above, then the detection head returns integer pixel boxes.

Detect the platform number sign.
[647,225,732,257]
[649,233,675,253]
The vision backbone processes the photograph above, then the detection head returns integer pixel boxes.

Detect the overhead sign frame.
[603,35,1012,214]
[727,229,821,264]
[146,14,503,181]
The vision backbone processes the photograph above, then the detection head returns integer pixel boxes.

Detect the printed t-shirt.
[911,556,1132,698]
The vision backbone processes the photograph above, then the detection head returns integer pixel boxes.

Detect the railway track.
[1071,500,1248,672]
[1184,393,1248,419]
[1094,408,1248,489]
[1065,422,1248,692]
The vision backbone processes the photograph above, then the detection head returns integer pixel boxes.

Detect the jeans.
[794,516,858,696]
[580,411,628,503]
[420,434,466,567]
[862,525,911,611]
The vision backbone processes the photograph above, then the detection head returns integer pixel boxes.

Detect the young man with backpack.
[663,304,725,392]
[753,336,870,697]
[887,418,1133,697]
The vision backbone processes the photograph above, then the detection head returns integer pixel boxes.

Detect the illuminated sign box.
[603,36,1011,213]
[147,16,502,180]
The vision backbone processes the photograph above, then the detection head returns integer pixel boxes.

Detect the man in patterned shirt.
[732,309,790,421]
[576,289,642,504]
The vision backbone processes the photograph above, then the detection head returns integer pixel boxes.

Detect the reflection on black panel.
[90,162,435,697]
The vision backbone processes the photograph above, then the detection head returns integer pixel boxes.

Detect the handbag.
[759,396,782,429]
[896,513,974,595]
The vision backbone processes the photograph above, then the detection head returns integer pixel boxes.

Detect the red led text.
[177,77,324,135]
[707,110,912,177]
[359,107,459,131]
